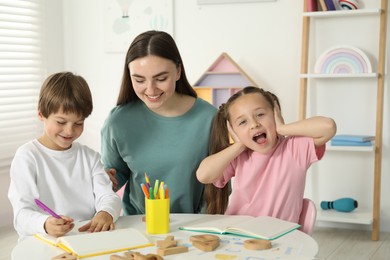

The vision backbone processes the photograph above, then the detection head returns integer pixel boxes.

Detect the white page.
[227,216,300,239]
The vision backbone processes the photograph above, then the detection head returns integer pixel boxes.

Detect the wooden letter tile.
[157,245,188,256]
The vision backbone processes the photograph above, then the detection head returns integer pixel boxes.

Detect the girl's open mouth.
[253,133,267,144]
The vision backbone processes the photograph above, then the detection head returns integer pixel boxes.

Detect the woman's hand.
[106,168,118,191]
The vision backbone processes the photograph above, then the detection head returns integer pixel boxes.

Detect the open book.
[34,227,153,258]
[179,215,300,240]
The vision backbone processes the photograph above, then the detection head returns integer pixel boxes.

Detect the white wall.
[61,0,305,149]
[1,0,389,233]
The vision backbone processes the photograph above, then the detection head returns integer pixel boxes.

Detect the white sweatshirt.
[8,139,121,240]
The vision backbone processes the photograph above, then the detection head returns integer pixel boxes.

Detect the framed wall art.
[104,0,173,53]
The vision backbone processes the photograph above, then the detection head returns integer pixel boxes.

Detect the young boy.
[8,72,121,240]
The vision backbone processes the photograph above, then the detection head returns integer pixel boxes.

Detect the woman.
[101,30,216,215]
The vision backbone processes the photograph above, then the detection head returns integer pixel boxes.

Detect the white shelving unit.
[303,8,381,17]
[317,208,373,225]
[326,144,375,152]
[299,1,388,241]
[300,73,377,78]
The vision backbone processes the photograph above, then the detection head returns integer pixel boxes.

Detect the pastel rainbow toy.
[338,0,360,10]
[314,45,372,74]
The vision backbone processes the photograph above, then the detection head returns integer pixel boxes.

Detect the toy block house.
[193,52,257,108]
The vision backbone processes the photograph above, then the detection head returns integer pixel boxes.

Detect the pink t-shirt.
[214,136,325,223]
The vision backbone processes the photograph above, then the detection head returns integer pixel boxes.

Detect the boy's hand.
[106,168,118,191]
[44,215,74,237]
[273,101,285,133]
[78,211,114,233]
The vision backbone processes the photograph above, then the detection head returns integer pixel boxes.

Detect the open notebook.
[179,215,300,240]
[34,227,153,258]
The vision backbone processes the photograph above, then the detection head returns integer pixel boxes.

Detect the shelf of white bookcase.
[300,73,378,79]
[303,9,381,18]
[317,208,373,225]
[204,72,241,75]
[327,144,375,152]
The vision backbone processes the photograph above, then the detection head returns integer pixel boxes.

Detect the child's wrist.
[230,142,246,155]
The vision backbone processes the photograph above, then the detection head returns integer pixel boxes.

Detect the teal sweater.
[101,98,216,215]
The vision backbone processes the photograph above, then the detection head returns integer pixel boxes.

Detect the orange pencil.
[140,183,150,198]
[165,188,169,199]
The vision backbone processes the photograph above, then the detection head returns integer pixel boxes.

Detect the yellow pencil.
[159,182,165,199]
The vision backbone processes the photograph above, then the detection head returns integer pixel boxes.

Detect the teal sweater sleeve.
[101,98,216,214]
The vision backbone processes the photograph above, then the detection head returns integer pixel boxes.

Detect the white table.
[12,214,318,259]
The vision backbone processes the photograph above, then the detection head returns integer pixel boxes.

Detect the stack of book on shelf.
[331,135,375,146]
[306,0,339,12]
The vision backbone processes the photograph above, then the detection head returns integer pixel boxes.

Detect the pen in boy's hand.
[34,199,61,219]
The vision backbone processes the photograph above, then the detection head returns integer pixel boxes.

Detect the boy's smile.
[38,109,84,151]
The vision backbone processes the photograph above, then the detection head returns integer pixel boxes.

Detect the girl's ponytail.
[204,103,231,214]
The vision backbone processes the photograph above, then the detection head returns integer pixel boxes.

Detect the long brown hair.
[204,86,280,214]
[117,30,197,106]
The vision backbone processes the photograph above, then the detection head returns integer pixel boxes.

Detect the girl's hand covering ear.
[273,101,285,132]
[227,121,240,144]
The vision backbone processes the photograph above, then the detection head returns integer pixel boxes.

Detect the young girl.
[197,86,336,223]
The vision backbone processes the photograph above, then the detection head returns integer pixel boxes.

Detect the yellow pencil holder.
[145,198,170,234]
